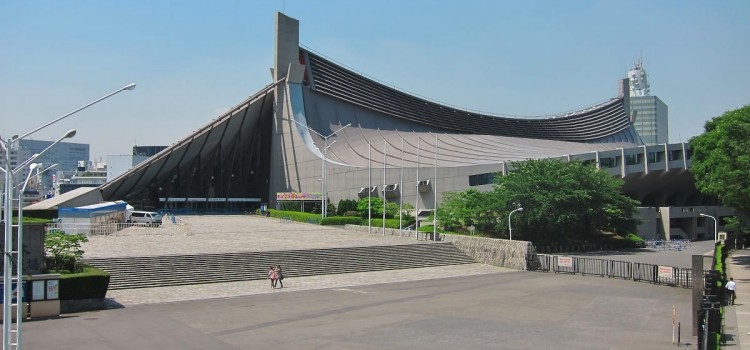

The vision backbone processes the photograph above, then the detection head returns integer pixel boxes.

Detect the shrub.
[45,231,88,273]
[59,265,110,300]
[370,218,416,229]
[267,209,321,224]
[321,216,363,225]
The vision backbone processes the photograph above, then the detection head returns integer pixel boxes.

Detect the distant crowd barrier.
[645,239,691,251]
[529,254,696,288]
[46,217,191,237]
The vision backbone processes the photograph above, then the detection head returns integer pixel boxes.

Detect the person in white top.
[726,277,736,305]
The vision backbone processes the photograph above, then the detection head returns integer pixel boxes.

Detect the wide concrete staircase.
[84,242,476,290]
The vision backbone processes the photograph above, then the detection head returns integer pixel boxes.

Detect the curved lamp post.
[508,207,523,240]
[699,213,718,243]
[1,82,134,350]
[291,120,350,218]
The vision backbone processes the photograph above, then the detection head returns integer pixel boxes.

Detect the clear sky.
[1,1,748,161]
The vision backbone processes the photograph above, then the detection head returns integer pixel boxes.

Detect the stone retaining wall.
[441,235,533,270]
[343,225,533,270]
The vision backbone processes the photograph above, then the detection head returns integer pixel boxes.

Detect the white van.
[128,211,163,225]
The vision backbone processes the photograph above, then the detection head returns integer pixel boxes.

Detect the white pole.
[672,305,677,344]
[368,142,372,235]
[699,213,718,243]
[321,139,325,220]
[16,83,136,141]
[399,136,404,236]
[1,83,134,350]
[15,164,36,337]
[2,138,14,350]
[509,207,524,240]
[383,139,386,236]
[415,135,420,240]
[433,134,438,242]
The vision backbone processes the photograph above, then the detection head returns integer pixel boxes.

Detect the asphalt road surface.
[25,270,695,350]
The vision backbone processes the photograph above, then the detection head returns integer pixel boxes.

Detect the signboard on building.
[276,192,322,201]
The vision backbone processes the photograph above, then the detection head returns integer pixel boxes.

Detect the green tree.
[437,189,497,233]
[45,231,89,272]
[491,159,639,242]
[689,105,750,216]
[357,197,384,218]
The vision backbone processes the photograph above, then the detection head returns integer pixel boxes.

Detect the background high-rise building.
[133,145,167,157]
[628,60,669,145]
[0,139,89,196]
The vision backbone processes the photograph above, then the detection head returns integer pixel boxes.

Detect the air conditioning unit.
[417,180,431,193]
[383,183,399,199]
[358,186,378,199]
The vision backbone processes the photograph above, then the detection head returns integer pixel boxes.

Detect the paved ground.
[572,240,716,269]
[22,216,711,348]
[724,247,750,349]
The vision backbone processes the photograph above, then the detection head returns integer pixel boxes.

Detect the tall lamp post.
[699,213,718,243]
[291,120,350,218]
[508,207,523,240]
[1,82,135,350]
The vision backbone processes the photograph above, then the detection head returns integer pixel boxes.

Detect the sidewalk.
[724,247,750,349]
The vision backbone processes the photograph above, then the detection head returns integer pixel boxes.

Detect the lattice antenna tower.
[628,54,650,97]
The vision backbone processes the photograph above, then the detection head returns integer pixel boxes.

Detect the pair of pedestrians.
[268,265,284,289]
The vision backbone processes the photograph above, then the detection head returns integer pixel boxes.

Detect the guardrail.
[529,254,696,288]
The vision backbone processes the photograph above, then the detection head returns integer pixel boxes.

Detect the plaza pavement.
[81,215,510,306]
[725,247,750,349]
[25,215,729,348]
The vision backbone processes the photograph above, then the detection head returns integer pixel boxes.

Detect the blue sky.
[1,1,748,160]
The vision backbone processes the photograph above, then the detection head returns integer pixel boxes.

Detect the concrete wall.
[0,223,46,274]
[636,205,736,241]
[441,235,533,271]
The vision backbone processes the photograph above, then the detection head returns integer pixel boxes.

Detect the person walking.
[268,266,277,289]
[275,265,284,289]
[726,277,737,305]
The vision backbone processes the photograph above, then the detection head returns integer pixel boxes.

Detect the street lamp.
[291,119,350,218]
[699,213,718,243]
[1,82,134,350]
[508,207,523,240]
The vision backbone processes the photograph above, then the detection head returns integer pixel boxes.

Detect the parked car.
[128,211,163,226]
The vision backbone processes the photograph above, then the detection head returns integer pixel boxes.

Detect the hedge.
[321,216,363,225]
[59,265,110,300]
[267,209,321,224]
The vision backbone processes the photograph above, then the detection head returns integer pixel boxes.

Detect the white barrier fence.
[46,215,191,237]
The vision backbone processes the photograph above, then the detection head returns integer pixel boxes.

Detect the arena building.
[92,13,727,240]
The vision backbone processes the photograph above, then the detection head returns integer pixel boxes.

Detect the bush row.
[59,265,110,300]
[267,209,321,224]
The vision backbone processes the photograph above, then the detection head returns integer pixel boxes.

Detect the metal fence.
[46,217,191,237]
[529,254,696,288]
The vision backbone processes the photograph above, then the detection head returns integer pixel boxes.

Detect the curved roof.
[302,49,640,143]
[297,88,638,169]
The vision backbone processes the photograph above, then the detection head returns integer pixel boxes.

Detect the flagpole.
[434,134,438,241]
[399,136,404,236]
[368,141,372,235]
[383,139,387,236]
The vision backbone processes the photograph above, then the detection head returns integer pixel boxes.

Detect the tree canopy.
[689,105,750,216]
[437,159,639,243]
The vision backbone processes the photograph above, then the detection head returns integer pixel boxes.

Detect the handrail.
[529,253,697,288]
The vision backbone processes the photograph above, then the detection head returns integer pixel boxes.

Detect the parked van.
[128,211,162,225]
